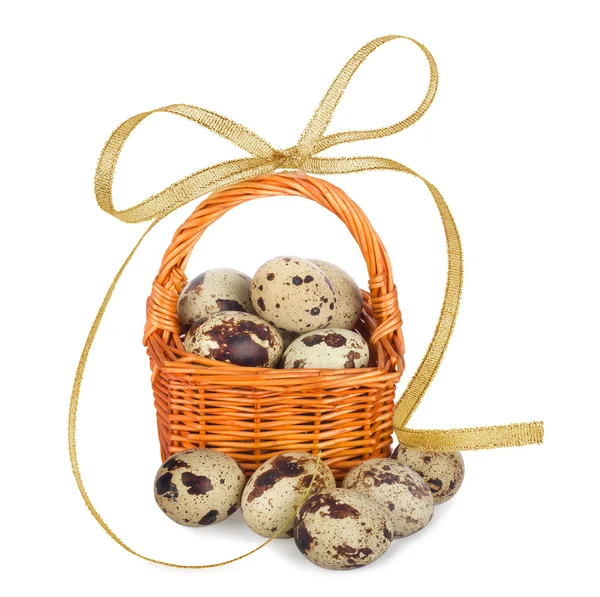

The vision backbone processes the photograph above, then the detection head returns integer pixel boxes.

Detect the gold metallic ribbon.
[69,35,543,566]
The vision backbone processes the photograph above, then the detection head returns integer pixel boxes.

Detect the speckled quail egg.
[183,311,284,367]
[309,260,363,330]
[342,458,434,538]
[241,452,336,538]
[280,328,370,369]
[154,449,246,527]
[177,268,255,332]
[392,444,465,504]
[294,488,393,570]
[250,256,337,334]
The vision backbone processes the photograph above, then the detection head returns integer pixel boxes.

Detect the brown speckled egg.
[280,328,370,369]
[310,260,363,330]
[154,449,246,527]
[294,488,393,570]
[177,268,254,332]
[241,452,336,538]
[250,256,337,334]
[342,458,434,538]
[392,444,465,504]
[183,311,283,367]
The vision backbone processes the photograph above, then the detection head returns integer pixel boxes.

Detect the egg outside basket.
[143,173,405,482]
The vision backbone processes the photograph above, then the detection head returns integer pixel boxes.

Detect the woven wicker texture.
[143,173,405,481]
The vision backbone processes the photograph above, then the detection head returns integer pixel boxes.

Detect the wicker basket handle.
[145,173,405,370]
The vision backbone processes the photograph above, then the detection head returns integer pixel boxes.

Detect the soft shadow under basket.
[144,173,405,482]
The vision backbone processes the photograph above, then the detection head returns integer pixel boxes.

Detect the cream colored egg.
[241,452,336,538]
[392,444,465,504]
[250,256,337,334]
[183,311,283,367]
[310,260,363,330]
[294,488,393,570]
[342,458,434,538]
[280,328,370,369]
[177,268,254,332]
[154,449,246,527]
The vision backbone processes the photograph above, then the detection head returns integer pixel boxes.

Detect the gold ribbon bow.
[69,35,543,567]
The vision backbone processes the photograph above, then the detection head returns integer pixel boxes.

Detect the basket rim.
[158,347,396,375]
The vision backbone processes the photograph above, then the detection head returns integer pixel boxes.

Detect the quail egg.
[310,260,363,330]
[280,328,370,369]
[183,311,284,367]
[342,458,434,538]
[294,488,393,570]
[154,448,246,527]
[392,444,465,504]
[250,256,337,334]
[241,452,336,538]
[177,268,254,333]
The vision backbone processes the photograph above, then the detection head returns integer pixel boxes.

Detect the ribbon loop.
[297,35,439,156]
[96,36,442,226]
[95,105,278,223]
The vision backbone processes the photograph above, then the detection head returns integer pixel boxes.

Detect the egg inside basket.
[143,173,405,482]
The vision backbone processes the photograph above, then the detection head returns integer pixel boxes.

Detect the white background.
[2,1,598,595]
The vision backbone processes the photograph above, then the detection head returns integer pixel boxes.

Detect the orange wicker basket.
[143,173,405,481]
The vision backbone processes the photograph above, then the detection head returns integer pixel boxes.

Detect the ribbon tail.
[397,422,545,451]
[306,155,544,451]
[69,217,311,568]
[69,220,161,561]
